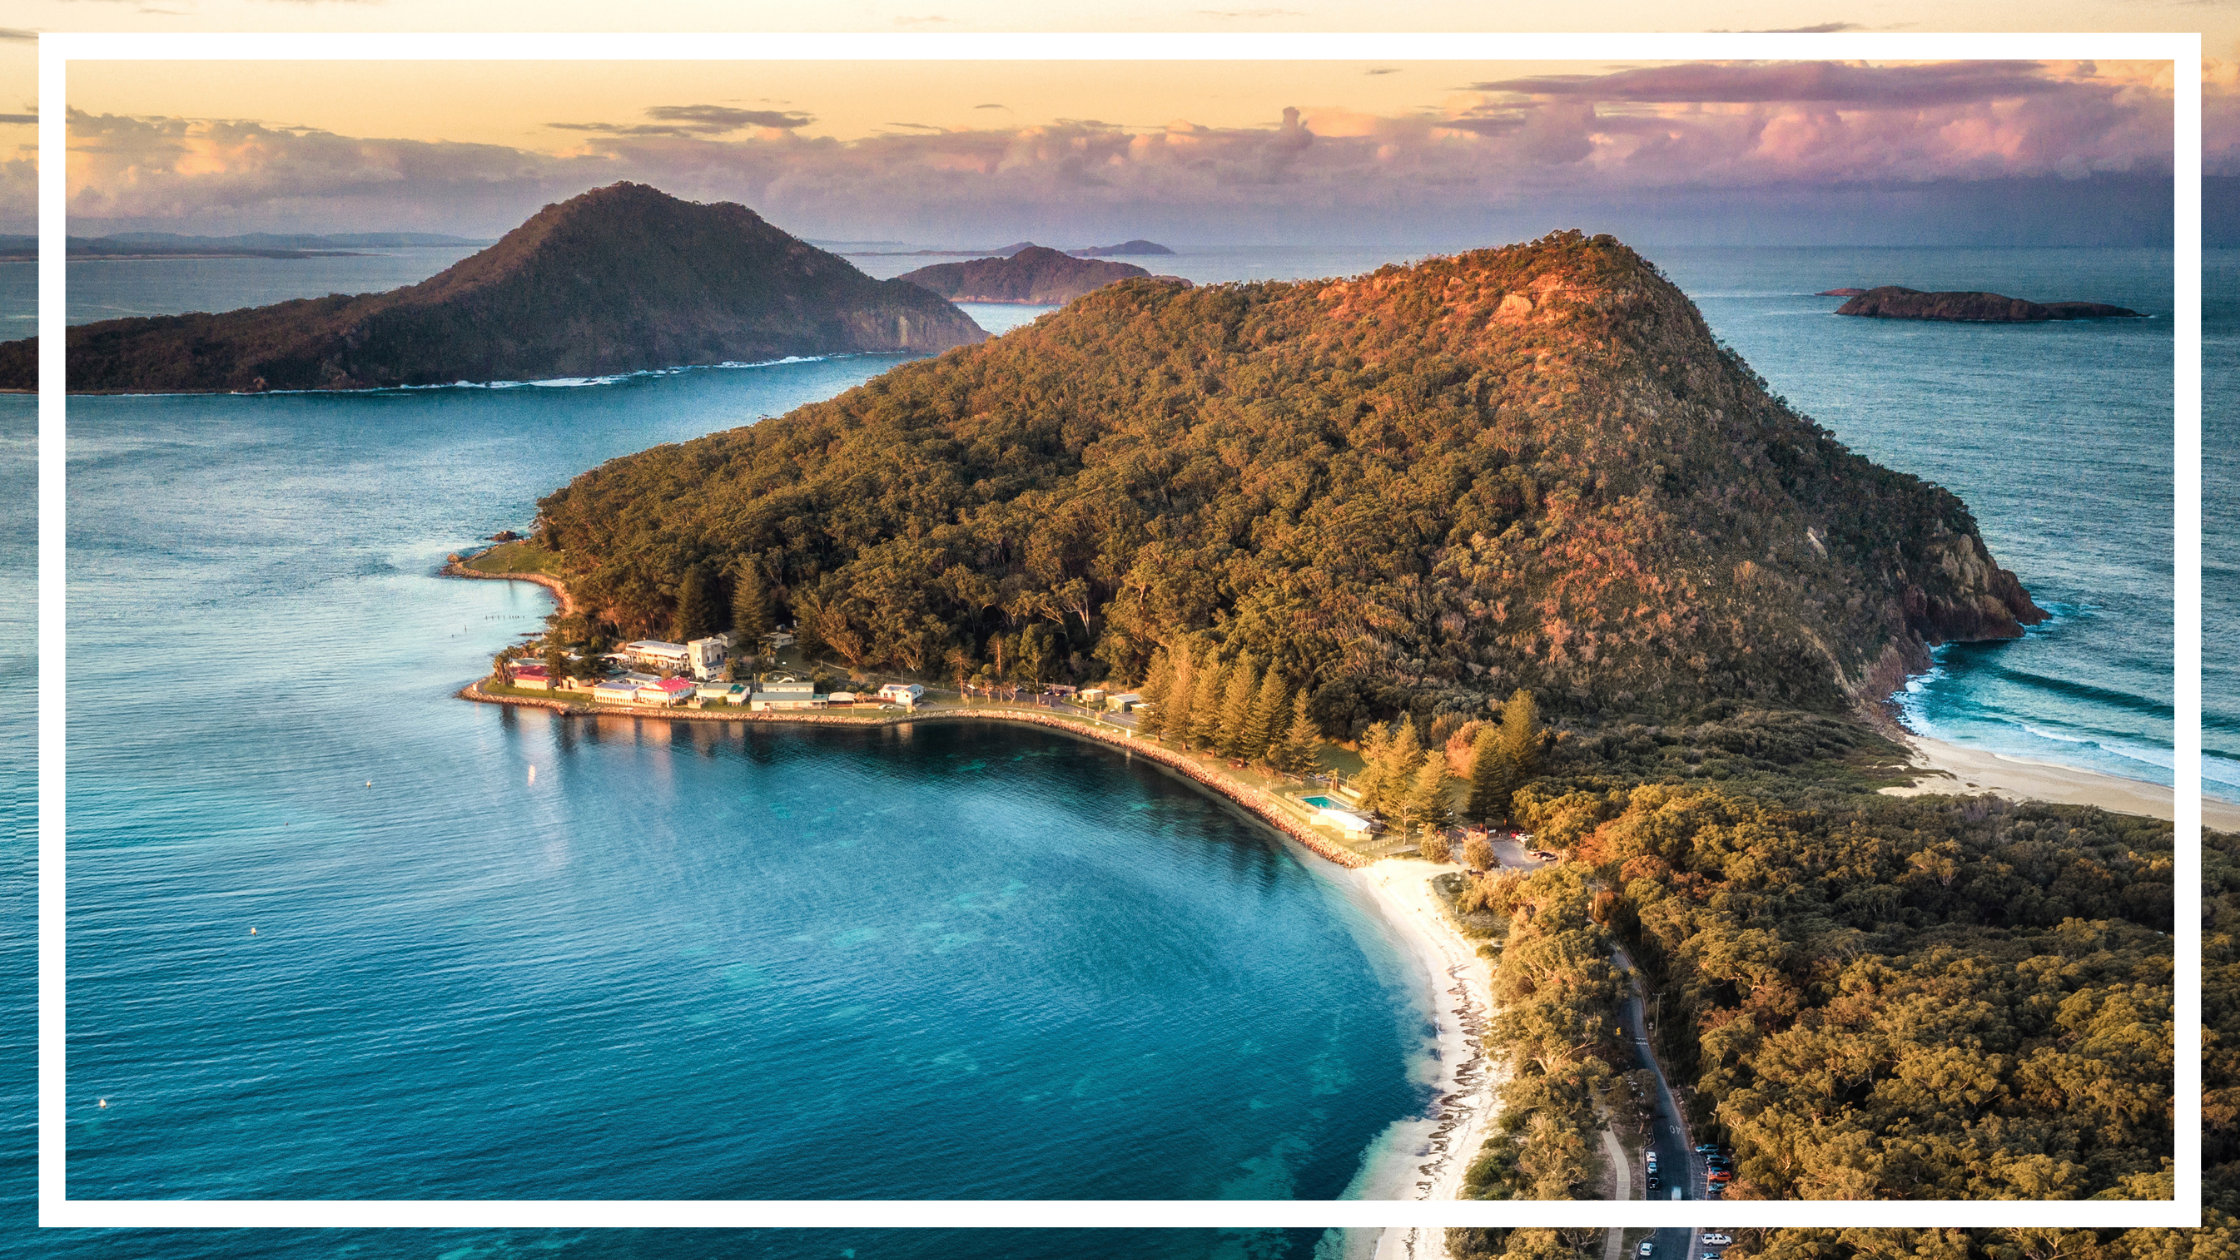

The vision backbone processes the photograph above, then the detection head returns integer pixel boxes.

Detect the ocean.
[0,237,2214,1257]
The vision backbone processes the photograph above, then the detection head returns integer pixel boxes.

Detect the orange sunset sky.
[0,2,2225,245]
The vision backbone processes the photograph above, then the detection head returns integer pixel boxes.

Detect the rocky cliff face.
[896,246,1185,305]
[0,183,987,393]
[1834,286,2142,322]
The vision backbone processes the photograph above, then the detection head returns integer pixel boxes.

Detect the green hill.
[531,230,2042,730]
[0,183,986,393]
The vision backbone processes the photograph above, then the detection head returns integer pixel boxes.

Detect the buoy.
[365,781,372,788]
[97,1099,106,1109]
[528,765,537,784]
[249,927,256,935]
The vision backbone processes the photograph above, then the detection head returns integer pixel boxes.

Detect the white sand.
[1886,732,2240,832]
[1327,858,1502,1260]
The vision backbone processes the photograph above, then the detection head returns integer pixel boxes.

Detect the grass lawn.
[463,539,562,577]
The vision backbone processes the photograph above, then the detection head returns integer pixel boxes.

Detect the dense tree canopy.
[533,230,2042,730]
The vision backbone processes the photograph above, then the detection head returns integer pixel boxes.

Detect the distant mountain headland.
[532,230,2044,725]
[1070,240,1175,257]
[841,239,1176,259]
[896,245,1191,305]
[0,232,489,260]
[1832,286,2144,322]
[0,184,987,393]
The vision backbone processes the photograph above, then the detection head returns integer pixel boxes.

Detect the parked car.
[1695,1144,1720,1155]
[1702,1236,1733,1247]
[1638,1244,1654,1259]
[1707,1156,1734,1171]
[1706,1170,1732,1184]
[1646,1173,1660,1192]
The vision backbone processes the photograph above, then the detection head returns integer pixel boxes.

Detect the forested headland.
[0,183,986,393]
[532,229,2041,735]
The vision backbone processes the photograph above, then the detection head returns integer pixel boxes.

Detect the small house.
[1081,688,1107,705]
[592,679,639,705]
[1106,692,1144,712]
[876,683,925,707]
[638,677,695,706]
[697,682,745,704]
[828,692,858,705]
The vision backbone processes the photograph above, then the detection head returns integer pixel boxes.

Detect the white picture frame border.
[35,27,2206,1232]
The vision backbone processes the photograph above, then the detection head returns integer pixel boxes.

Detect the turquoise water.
[0,239,2214,1258]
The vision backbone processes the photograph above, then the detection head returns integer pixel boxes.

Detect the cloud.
[1365,68,1402,76]
[550,103,812,138]
[1722,22,1866,33]
[1198,8,1303,16]
[975,104,1007,110]
[1467,60,2088,106]
[0,115,34,125]
[31,61,2180,243]
[0,28,36,41]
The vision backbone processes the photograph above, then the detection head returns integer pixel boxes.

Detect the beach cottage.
[876,683,925,707]
[592,679,639,705]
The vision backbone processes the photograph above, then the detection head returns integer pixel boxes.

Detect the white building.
[876,683,925,707]
[1312,806,1378,836]
[1106,692,1144,712]
[621,640,691,672]
[592,679,640,705]
[687,634,730,681]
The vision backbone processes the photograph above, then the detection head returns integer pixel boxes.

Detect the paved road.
[1613,946,1708,1260]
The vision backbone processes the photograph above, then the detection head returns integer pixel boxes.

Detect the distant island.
[1831,285,2144,322]
[0,183,986,393]
[0,231,490,260]
[896,245,1191,305]
[1070,240,1176,257]
[841,239,1176,259]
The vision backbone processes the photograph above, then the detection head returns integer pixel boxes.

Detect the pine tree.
[1217,659,1261,759]
[673,563,724,643]
[1242,673,1291,766]
[1400,750,1455,836]
[1350,721,1395,806]
[1374,720,1422,815]
[1465,723,1516,825]
[1147,646,1194,740]
[1273,690,1323,777]
[1498,688,1543,781]
[731,563,774,645]
[1186,650,1227,751]
[1137,649,1175,713]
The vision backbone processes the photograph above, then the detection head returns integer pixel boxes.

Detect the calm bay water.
[0,238,2215,1257]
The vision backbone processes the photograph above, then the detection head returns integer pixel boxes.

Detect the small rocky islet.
[1820,284,2143,322]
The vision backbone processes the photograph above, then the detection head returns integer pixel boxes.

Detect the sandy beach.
[1886,732,2240,832]
[1324,858,1501,1259]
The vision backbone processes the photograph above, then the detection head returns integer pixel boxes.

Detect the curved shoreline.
[458,679,1367,868]
[441,557,576,614]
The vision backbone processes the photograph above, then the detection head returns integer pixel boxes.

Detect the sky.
[0,1,2225,247]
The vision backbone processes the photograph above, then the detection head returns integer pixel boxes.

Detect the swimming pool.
[1300,795,1339,809]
